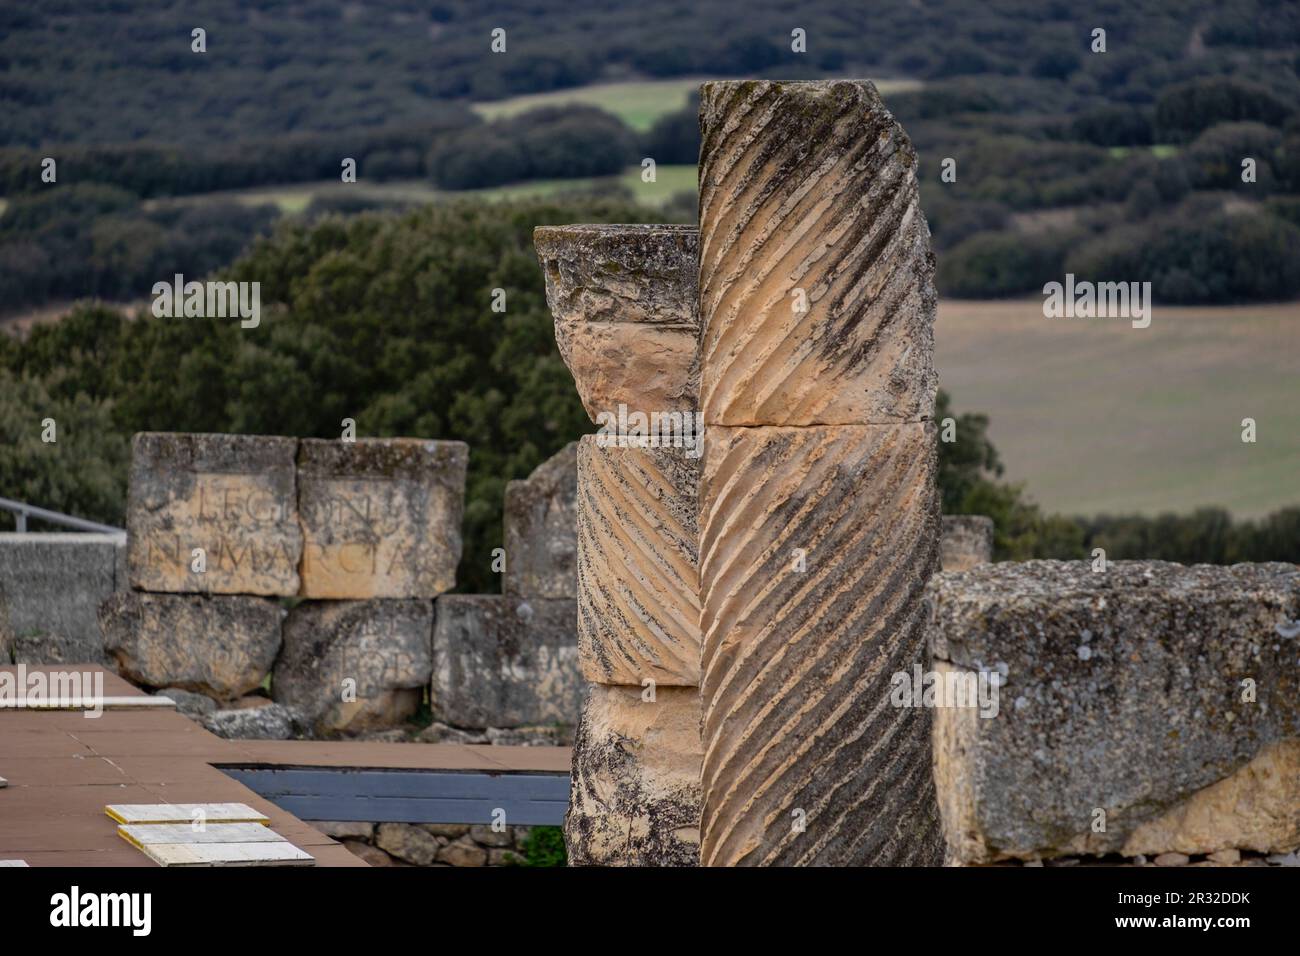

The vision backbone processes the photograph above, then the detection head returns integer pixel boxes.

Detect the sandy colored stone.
[698,423,942,866]
[940,515,994,571]
[431,595,582,729]
[503,442,578,599]
[566,684,703,867]
[928,561,1300,864]
[376,823,440,865]
[1122,739,1300,858]
[273,599,433,735]
[297,438,467,599]
[535,224,699,422]
[127,432,301,596]
[577,435,701,686]
[98,591,282,699]
[697,80,936,426]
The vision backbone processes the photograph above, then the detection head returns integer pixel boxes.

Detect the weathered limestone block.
[928,561,1300,864]
[576,435,701,685]
[431,595,582,729]
[940,515,994,571]
[0,532,124,665]
[566,684,702,866]
[202,702,301,740]
[297,438,467,599]
[503,442,578,599]
[698,423,943,866]
[273,599,434,735]
[697,80,937,426]
[127,432,302,596]
[98,591,283,699]
[535,224,699,422]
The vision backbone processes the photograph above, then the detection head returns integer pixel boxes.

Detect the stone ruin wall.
[3,80,1296,869]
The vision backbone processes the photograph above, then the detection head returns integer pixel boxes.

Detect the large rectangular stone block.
[698,422,942,866]
[0,533,124,665]
[697,80,937,426]
[431,595,582,729]
[576,435,700,685]
[566,684,702,866]
[297,438,467,599]
[273,599,433,736]
[928,561,1300,863]
[503,442,577,599]
[127,432,301,596]
[98,591,283,700]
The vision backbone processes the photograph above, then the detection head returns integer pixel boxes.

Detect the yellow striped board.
[105,803,270,826]
[119,823,286,847]
[134,842,314,867]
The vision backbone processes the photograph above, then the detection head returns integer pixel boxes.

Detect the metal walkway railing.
[0,496,124,534]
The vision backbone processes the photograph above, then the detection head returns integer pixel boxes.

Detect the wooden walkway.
[0,666,570,867]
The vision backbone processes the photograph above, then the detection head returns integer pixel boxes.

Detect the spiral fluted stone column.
[536,224,704,865]
[697,80,943,866]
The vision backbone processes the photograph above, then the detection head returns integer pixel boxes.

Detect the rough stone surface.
[99,591,282,699]
[297,438,467,599]
[0,533,124,665]
[566,684,702,867]
[315,821,375,841]
[341,840,391,867]
[273,598,433,735]
[697,80,937,426]
[202,702,300,740]
[376,823,441,865]
[928,561,1300,864]
[577,436,701,685]
[940,515,994,571]
[431,595,582,730]
[156,687,218,718]
[698,423,942,866]
[535,224,699,422]
[503,442,578,599]
[127,432,302,596]
[1121,739,1300,858]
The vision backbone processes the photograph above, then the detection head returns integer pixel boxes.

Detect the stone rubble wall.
[312,821,540,868]
[0,434,585,750]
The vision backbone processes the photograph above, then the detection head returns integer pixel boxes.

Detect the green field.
[936,299,1300,519]
[473,76,924,130]
[162,164,698,215]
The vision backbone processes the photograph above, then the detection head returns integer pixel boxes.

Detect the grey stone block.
[0,532,125,665]
[928,560,1300,863]
[273,598,434,735]
[503,442,577,599]
[98,591,283,700]
[431,595,581,729]
[202,703,301,740]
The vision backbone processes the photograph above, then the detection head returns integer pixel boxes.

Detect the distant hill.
[2,0,1298,147]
